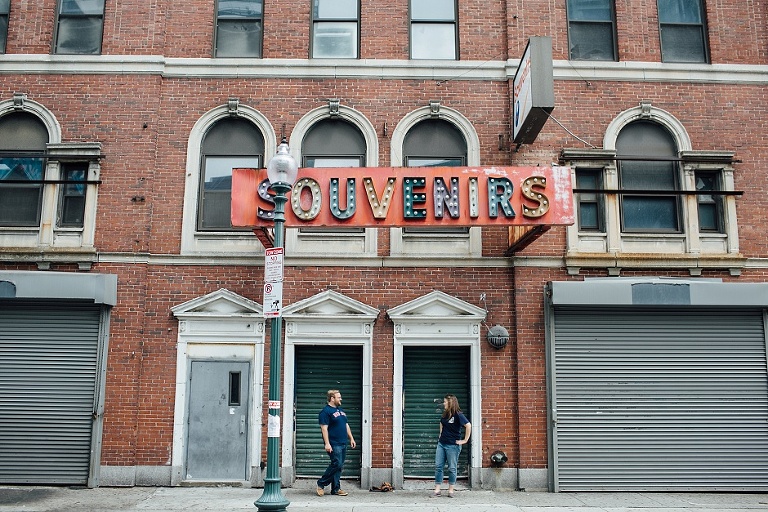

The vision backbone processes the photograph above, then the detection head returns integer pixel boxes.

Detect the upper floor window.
[563,102,739,272]
[410,0,457,59]
[215,0,263,57]
[59,162,88,228]
[0,98,102,255]
[0,0,9,54]
[301,118,365,235]
[616,120,680,232]
[0,113,48,227]
[566,0,617,61]
[658,0,708,63]
[312,0,359,59]
[403,119,466,235]
[54,0,105,55]
[198,118,264,231]
[574,168,604,232]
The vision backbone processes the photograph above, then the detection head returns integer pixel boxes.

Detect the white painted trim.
[388,291,485,486]
[3,54,767,84]
[281,290,378,483]
[171,289,266,484]
[604,102,692,151]
[180,103,277,255]
[285,104,378,256]
[389,104,482,256]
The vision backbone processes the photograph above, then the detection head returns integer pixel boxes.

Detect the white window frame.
[285,104,379,258]
[564,102,740,275]
[181,103,276,256]
[389,104,481,258]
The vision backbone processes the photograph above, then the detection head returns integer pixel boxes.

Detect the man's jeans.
[434,442,461,485]
[317,444,347,493]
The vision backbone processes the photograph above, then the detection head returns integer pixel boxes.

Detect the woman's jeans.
[434,442,461,485]
[317,444,347,493]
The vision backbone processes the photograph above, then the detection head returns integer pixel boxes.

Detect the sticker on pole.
[263,281,283,318]
[268,415,280,438]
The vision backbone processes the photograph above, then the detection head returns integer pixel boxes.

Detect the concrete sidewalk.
[1,485,768,512]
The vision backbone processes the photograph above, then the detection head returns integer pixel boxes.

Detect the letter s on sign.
[520,176,550,218]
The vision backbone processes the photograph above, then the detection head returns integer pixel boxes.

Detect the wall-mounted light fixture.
[486,324,509,349]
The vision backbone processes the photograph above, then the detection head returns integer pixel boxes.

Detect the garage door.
[551,307,768,491]
[0,302,104,484]
[294,345,363,478]
[403,346,470,478]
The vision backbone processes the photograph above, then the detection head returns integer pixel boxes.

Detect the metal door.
[403,346,470,478]
[186,360,250,480]
[550,307,768,491]
[0,301,104,484]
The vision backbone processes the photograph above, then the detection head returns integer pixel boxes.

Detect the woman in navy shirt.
[432,394,471,498]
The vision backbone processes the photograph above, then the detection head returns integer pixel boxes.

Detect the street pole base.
[254,477,290,511]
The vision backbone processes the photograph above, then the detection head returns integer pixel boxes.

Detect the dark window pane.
[313,22,357,58]
[59,164,87,227]
[696,173,722,232]
[314,0,357,19]
[579,203,599,230]
[0,186,42,226]
[658,0,702,23]
[622,196,678,230]
[575,169,603,231]
[216,20,262,57]
[0,16,7,54]
[660,25,706,63]
[201,156,259,230]
[229,372,241,406]
[56,17,102,54]
[60,0,104,15]
[567,0,612,20]
[569,22,615,60]
[621,161,676,190]
[218,0,262,17]
[0,0,9,11]
[412,0,455,20]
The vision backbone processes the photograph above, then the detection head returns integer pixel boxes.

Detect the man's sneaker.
[315,486,324,496]
[332,490,349,496]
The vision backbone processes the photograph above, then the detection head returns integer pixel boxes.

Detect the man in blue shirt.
[316,389,356,497]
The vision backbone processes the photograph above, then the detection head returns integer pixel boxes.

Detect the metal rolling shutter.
[551,307,768,491]
[0,302,102,484]
[403,346,470,478]
[294,345,363,478]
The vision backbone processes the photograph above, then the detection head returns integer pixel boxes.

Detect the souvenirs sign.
[231,166,573,228]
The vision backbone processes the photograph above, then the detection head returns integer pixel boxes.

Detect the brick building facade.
[0,0,767,492]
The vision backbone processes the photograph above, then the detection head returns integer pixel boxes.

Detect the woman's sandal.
[430,491,441,498]
[447,491,455,498]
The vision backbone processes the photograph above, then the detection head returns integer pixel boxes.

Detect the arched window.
[198,117,264,231]
[403,119,467,235]
[562,102,739,274]
[0,112,48,226]
[303,118,365,168]
[300,118,366,235]
[616,120,679,232]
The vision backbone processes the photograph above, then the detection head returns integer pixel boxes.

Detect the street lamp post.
[255,137,298,512]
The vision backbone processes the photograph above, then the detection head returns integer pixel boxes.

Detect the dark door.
[403,346,470,478]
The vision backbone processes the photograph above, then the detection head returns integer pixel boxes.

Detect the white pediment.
[387,290,486,321]
[171,288,263,318]
[283,289,379,320]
